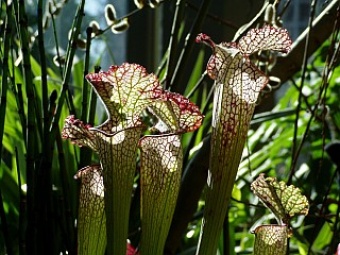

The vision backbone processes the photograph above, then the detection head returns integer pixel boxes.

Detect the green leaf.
[237,25,292,55]
[85,63,164,127]
[250,174,309,224]
[148,91,203,133]
[311,222,332,251]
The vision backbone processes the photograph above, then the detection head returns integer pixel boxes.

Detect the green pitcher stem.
[195,25,292,254]
[98,128,142,255]
[139,135,183,254]
[196,107,253,255]
[76,165,106,255]
[253,225,289,255]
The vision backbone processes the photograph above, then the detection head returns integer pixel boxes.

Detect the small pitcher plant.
[62,63,203,254]
[195,25,292,254]
[251,174,309,255]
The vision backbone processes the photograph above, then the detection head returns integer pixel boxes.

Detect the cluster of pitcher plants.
[4,0,330,254]
[62,15,309,254]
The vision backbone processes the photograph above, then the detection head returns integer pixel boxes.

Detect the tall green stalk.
[139,135,183,254]
[79,27,94,168]
[100,128,142,255]
[51,0,86,137]
[14,0,37,252]
[138,90,203,254]
[170,0,212,94]
[36,0,55,252]
[164,0,186,88]
[0,5,13,242]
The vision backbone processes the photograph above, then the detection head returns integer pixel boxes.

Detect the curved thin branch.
[269,0,339,84]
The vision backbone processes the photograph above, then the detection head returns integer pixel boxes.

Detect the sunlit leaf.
[251,174,309,224]
[85,63,163,127]
[238,25,292,55]
[311,222,333,251]
[62,115,97,151]
[148,91,203,133]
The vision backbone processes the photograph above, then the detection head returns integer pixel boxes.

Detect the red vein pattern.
[84,63,203,134]
[148,91,204,134]
[61,115,98,151]
[86,63,163,127]
[238,25,292,55]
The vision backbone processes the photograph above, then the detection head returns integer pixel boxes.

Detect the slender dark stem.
[56,126,77,254]
[35,1,54,243]
[50,9,64,78]
[186,1,238,30]
[223,212,230,255]
[16,147,26,255]
[289,78,313,112]
[0,12,16,248]
[164,0,185,89]
[87,66,100,125]
[79,27,93,168]
[289,0,317,184]
[50,0,86,138]
[185,71,207,99]
[288,0,340,184]
[170,0,212,94]
[16,84,27,144]
[0,0,12,161]
[88,90,98,126]
[80,27,92,123]
[38,0,49,142]
[307,166,339,254]
[15,0,37,252]
[277,0,292,18]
